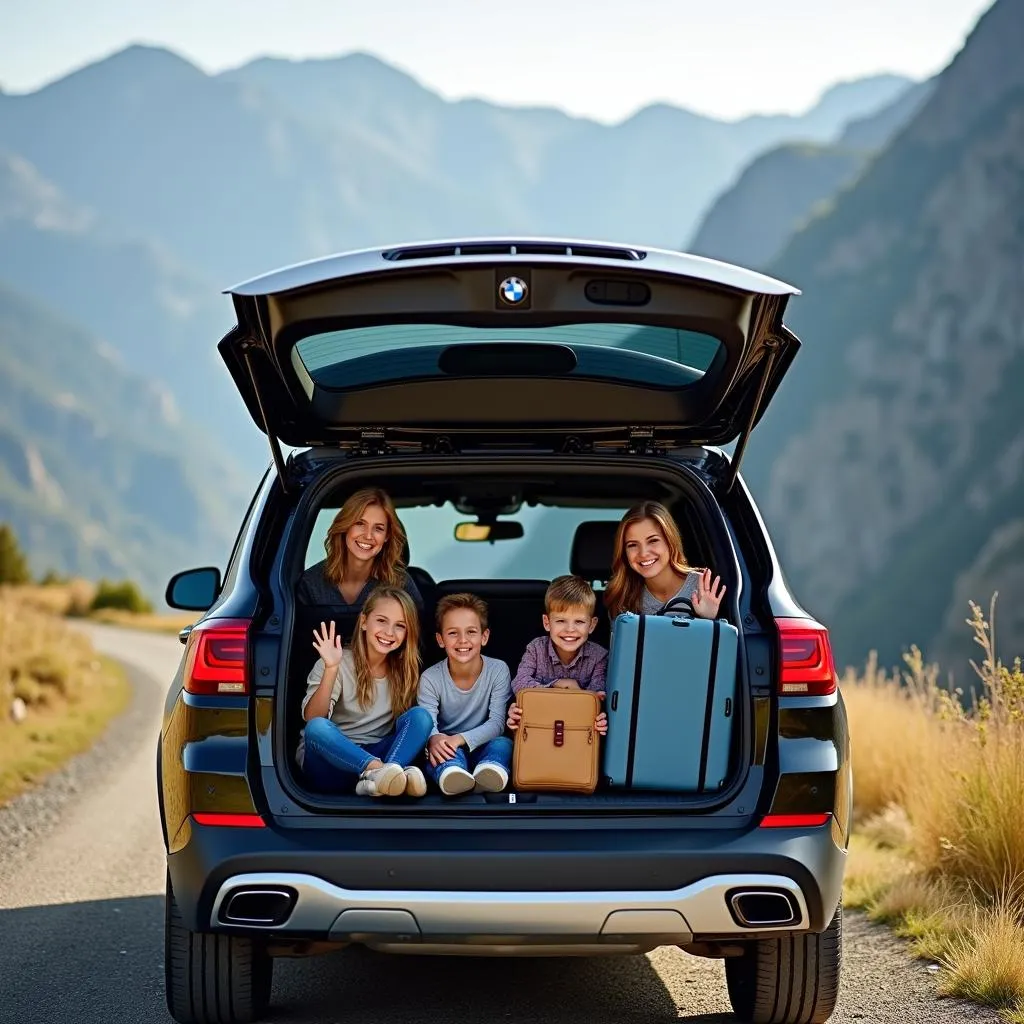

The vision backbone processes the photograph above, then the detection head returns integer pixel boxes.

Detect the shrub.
[64,579,97,617]
[0,523,30,585]
[903,598,1024,900]
[89,579,153,615]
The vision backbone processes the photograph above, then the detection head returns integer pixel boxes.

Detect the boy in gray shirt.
[417,593,513,795]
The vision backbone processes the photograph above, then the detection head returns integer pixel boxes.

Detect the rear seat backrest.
[429,579,550,674]
[570,520,620,648]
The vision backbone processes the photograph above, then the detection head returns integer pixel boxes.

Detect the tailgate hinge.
[723,337,782,494]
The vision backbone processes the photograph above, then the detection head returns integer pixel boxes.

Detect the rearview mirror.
[166,566,221,611]
[454,521,525,543]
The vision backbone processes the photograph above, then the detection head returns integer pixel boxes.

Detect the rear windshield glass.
[305,503,626,582]
[294,323,722,389]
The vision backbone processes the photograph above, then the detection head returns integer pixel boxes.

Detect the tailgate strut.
[241,343,290,494]
[722,336,781,494]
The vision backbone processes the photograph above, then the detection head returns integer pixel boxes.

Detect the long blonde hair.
[350,586,421,713]
[324,487,408,589]
[605,501,694,620]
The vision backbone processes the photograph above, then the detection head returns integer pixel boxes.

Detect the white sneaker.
[356,762,407,797]
[403,766,427,798]
[438,765,476,796]
[473,762,509,793]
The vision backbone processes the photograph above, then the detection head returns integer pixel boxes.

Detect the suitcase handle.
[661,596,695,618]
[610,691,619,711]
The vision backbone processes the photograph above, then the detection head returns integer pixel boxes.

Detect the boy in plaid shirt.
[506,575,608,735]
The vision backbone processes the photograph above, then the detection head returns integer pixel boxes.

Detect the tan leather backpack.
[512,688,601,794]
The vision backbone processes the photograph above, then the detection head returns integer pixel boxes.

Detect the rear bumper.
[168,817,846,947]
[209,870,809,954]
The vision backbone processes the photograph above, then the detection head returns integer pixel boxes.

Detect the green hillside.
[0,279,257,598]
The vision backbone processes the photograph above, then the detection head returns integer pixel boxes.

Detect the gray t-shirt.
[641,570,700,615]
[611,571,702,639]
[295,648,394,767]
[417,656,512,752]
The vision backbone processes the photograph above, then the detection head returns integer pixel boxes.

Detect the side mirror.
[166,566,221,611]
[454,521,525,543]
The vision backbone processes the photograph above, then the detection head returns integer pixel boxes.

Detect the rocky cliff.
[744,0,1024,674]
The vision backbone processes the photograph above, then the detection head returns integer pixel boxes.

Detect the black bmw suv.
[159,238,850,1024]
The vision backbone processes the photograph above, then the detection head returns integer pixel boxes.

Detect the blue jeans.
[426,735,514,788]
[303,707,433,793]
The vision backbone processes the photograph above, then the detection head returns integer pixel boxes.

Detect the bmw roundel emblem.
[498,275,528,305]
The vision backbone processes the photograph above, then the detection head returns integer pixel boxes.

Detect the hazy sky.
[0,0,993,122]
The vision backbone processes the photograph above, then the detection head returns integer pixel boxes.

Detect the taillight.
[776,617,836,696]
[183,619,251,696]
[192,813,265,828]
[760,813,831,828]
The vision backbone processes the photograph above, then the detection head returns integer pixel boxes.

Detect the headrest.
[570,521,619,582]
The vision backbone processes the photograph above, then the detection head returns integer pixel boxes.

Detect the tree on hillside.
[0,523,31,584]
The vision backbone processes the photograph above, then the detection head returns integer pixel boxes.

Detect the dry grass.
[3,579,97,617]
[0,591,130,805]
[941,898,1024,1019]
[844,595,1024,1019]
[839,647,962,821]
[88,607,196,634]
[1,580,194,634]
[844,832,914,908]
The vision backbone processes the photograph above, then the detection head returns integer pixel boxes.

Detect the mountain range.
[0,50,911,284]
[688,79,935,270]
[5,6,1018,679]
[0,47,913,599]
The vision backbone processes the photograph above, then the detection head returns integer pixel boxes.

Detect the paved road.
[0,624,998,1023]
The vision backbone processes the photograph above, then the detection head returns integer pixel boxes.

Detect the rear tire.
[165,874,273,1024]
[725,901,842,1024]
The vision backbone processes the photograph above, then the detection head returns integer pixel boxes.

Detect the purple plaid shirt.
[511,637,608,695]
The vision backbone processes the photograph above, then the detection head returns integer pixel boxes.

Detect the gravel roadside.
[0,656,162,891]
[0,623,1001,1023]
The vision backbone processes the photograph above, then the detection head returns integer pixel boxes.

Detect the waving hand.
[312,620,344,668]
[691,569,726,620]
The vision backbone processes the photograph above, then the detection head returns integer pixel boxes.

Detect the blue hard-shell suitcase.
[603,611,739,791]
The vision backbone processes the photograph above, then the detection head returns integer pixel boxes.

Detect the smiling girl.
[296,487,423,612]
[297,586,433,797]
[605,501,726,623]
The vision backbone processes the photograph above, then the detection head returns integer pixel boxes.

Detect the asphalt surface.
[0,623,1000,1023]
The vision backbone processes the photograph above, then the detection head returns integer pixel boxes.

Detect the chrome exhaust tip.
[727,889,800,928]
[219,887,297,927]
